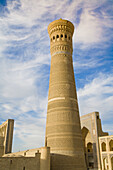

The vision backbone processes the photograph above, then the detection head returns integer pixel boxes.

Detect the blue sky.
[0,0,113,152]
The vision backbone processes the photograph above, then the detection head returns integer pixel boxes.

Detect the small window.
[23,167,25,170]
[69,36,70,40]
[88,149,90,152]
[87,142,93,152]
[61,34,63,38]
[89,162,94,168]
[53,36,55,40]
[56,35,59,39]
[65,34,67,38]
[97,115,99,119]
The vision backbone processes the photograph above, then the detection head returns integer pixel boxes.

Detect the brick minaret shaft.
[46,19,86,170]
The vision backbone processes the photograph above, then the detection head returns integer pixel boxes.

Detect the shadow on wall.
[0,136,5,157]
[109,140,113,151]
[0,136,4,145]
[0,156,40,170]
[50,153,86,170]
[111,157,113,170]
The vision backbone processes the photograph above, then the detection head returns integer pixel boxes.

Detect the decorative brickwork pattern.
[46,19,86,170]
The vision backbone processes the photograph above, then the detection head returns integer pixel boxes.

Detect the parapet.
[2,147,50,170]
[48,18,74,37]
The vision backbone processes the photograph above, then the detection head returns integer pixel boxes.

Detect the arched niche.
[81,127,89,152]
[103,157,108,170]
[111,157,113,170]
[109,139,113,151]
[101,142,106,152]
[87,142,93,153]
[81,127,89,139]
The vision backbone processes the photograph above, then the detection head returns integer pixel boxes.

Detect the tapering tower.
[46,19,86,170]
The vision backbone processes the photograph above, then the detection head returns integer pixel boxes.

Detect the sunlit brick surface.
[46,19,86,170]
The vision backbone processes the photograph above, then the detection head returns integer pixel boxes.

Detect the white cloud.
[74,4,113,48]
[75,10,103,44]
[78,73,113,121]
[73,56,104,73]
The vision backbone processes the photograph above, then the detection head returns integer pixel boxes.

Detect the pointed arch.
[103,157,108,170]
[102,142,106,151]
[111,156,113,170]
[81,127,89,139]
[87,142,93,153]
[109,139,113,151]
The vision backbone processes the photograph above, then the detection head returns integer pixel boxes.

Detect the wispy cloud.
[78,72,113,120]
[74,7,113,48]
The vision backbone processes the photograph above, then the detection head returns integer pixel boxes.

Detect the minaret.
[46,19,86,170]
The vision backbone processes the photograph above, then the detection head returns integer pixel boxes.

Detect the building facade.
[80,112,110,170]
[0,147,50,170]
[99,136,113,170]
